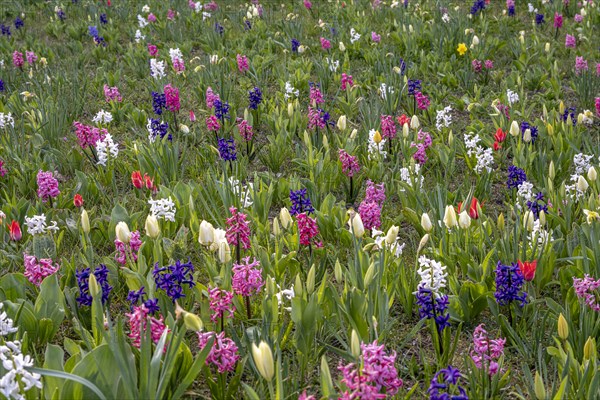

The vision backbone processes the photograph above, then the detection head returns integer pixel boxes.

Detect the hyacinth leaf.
[108,204,130,239]
[30,367,107,400]
[320,356,335,397]
[242,383,261,400]
[0,273,29,302]
[34,275,65,342]
[42,344,65,400]
[171,335,215,399]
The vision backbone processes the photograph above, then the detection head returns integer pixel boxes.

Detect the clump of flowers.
[411,130,432,164]
[358,181,385,231]
[380,115,396,140]
[217,137,237,161]
[126,304,167,348]
[73,121,107,148]
[506,165,527,189]
[338,340,403,398]
[290,189,315,216]
[76,264,112,306]
[148,196,176,222]
[297,212,319,247]
[114,230,142,265]
[573,275,600,311]
[338,149,360,177]
[470,324,506,375]
[197,331,240,373]
[341,73,354,90]
[494,261,527,307]
[232,257,264,297]
[23,253,60,286]
[226,207,251,252]
[36,170,60,203]
[153,259,195,302]
[208,287,235,324]
[428,366,468,400]
[104,84,122,103]
[248,87,262,110]
[415,256,450,331]
[236,54,249,73]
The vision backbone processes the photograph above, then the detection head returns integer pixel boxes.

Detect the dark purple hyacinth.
[149,118,171,141]
[151,91,166,115]
[1,24,10,36]
[127,286,160,314]
[214,99,230,121]
[214,22,224,35]
[88,26,106,46]
[57,9,66,21]
[407,79,422,96]
[506,165,527,189]
[399,58,406,76]
[100,13,108,25]
[470,0,486,15]
[428,366,469,400]
[76,264,113,306]
[218,137,237,161]
[290,189,315,216]
[0,79,4,92]
[535,13,544,24]
[153,259,195,302]
[291,38,300,53]
[248,87,263,110]
[508,5,515,16]
[561,107,577,125]
[494,261,527,307]
[520,121,539,143]
[244,19,252,30]
[526,192,548,220]
[415,288,450,332]
[14,17,23,29]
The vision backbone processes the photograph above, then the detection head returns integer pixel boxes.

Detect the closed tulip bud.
[417,234,429,254]
[458,211,471,229]
[294,274,303,297]
[471,35,479,47]
[334,259,343,283]
[385,225,399,244]
[298,45,306,53]
[588,166,597,182]
[448,131,454,146]
[443,205,458,229]
[519,34,525,44]
[210,54,219,64]
[337,115,347,131]
[544,42,550,52]
[307,264,315,294]
[145,215,160,238]
[339,41,346,51]
[539,210,546,226]
[218,241,231,263]
[175,302,204,331]
[534,372,546,400]
[273,217,281,236]
[557,313,569,340]
[81,209,90,234]
[510,121,520,136]
[348,211,365,238]
[410,115,420,129]
[577,175,589,192]
[584,337,595,360]
[88,273,101,299]
[549,161,555,180]
[287,102,294,117]
[421,213,433,232]
[350,330,361,358]
[409,24,413,33]
[522,128,531,143]
[498,213,505,231]
[373,130,383,144]
[559,101,565,115]
[198,220,215,246]
[322,134,329,150]
[577,113,584,125]
[252,342,275,381]
[402,123,409,138]
[350,129,358,139]
[115,221,131,244]
[180,124,190,133]
[524,211,535,232]
[393,66,401,74]
[280,207,292,229]
[364,262,376,286]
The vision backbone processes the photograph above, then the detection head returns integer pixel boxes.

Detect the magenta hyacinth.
[484,59,494,69]
[358,201,381,231]
[147,44,158,57]
[565,34,576,48]
[236,54,249,73]
[226,207,252,250]
[341,73,354,91]
[26,51,37,65]
[37,170,60,203]
[339,149,360,177]
[197,331,240,373]
[415,91,430,110]
[73,121,107,149]
[297,212,319,246]
[371,31,381,43]
[364,180,386,205]
[23,253,60,286]
[126,304,167,348]
[595,98,600,116]
[470,324,506,375]
[338,340,403,399]
[554,13,563,29]
[573,274,600,311]
[104,84,122,102]
[232,257,264,297]
[206,115,221,132]
[320,37,331,50]
[238,119,254,141]
[12,51,24,68]
[411,130,432,164]
[208,287,235,323]
[380,115,396,140]
[308,107,326,130]
[309,85,324,105]
[114,230,142,265]
[164,84,180,112]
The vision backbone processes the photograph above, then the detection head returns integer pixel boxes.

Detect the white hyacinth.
[134,29,145,43]
[326,57,339,72]
[283,81,299,100]
[350,28,361,44]
[379,83,394,100]
[399,164,424,191]
[506,89,519,106]
[149,197,176,222]
[24,214,58,236]
[150,59,166,79]
[95,134,119,166]
[92,110,113,125]
[372,229,406,258]
[415,256,448,296]
[464,133,494,174]
[227,177,254,208]
[367,129,387,160]
[0,113,15,129]
[573,153,593,175]
[435,106,452,130]
[137,14,148,28]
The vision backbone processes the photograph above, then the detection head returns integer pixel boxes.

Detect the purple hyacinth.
[291,38,300,53]
[407,79,421,96]
[364,180,386,205]
[535,13,544,24]
[148,118,171,141]
[76,264,113,306]
[151,92,166,115]
[494,261,527,307]
[428,366,469,400]
[560,107,577,125]
[217,137,237,161]
[248,87,262,110]
[214,99,230,121]
[208,287,235,323]
[153,259,195,302]
[127,286,161,314]
[573,275,600,311]
[231,257,264,297]
[470,0,486,15]
[526,192,549,220]
[197,331,240,373]
[506,165,526,189]
[415,287,450,332]
[37,170,60,203]
[290,189,315,216]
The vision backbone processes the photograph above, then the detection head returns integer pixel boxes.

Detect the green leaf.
[29,367,107,400]
[171,336,215,399]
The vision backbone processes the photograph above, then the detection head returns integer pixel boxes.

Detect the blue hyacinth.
[291,38,300,53]
[506,165,526,189]
[248,87,263,110]
[428,366,469,400]
[290,189,315,216]
[151,91,166,115]
[407,79,421,96]
[218,137,237,161]
[415,287,450,332]
[153,260,195,302]
[214,99,230,121]
[494,261,527,307]
[76,264,113,306]
[148,118,171,141]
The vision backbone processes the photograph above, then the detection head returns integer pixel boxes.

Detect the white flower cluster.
[565,174,586,201]
[0,113,14,129]
[441,13,450,23]
[273,280,295,312]
[517,181,534,203]
[149,197,176,222]
[350,28,361,44]
[573,153,593,175]
[191,2,202,13]
[137,14,148,28]
[435,106,452,130]
[92,110,113,125]
[95,134,119,166]
[464,133,494,174]
[367,129,387,159]
[284,81,299,100]
[134,29,145,43]
[24,214,58,236]
[528,3,538,13]
[150,59,166,79]
[0,304,42,400]
[372,229,406,258]
[326,57,339,73]
[227,177,254,208]
[399,164,424,191]
[415,256,448,296]
[169,48,183,64]
[528,220,552,250]
[379,83,394,100]
[506,89,519,106]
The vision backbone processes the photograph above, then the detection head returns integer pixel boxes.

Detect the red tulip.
[493,141,502,151]
[8,220,21,241]
[143,173,155,191]
[189,110,196,122]
[396,114,410,126]
[73,193,83,207]
[458,197,481,220]
[131,171,143,189]
[518,260,537,281]
[494,128,507,143]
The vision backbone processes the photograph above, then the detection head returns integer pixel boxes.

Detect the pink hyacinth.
[197,331,240,373]
[172,58,185,74]
[565,34,576,48]
[320,37,331,50]
[554,13,563,28]
[208,287,235,323]
[484,59,494,69]
[575,56,588,75]
[24,253,60,286]
[226,207,252,250]
[303,0,312,10]
[338,340,403,399]
[115,231,141,265]
[470,324,506,375]
[73,121,107,148]
[597,63,600,77]
[26,51,37,65]
[411,130,432,164]
[415,91,430,110]
[380,115,396,140]
[596,98,600,116]
[298,392,316,400]
[147,44,158,57]
[37,170,60,202]
[339,149,360,177]
[371,31,381,43]
[236,54,249,73]
[232,257,264,297]
[0,159,6,177]
[297,212,319,246]
[358,201,381,231]
[205,1,218,11]
[573,274,600,311]
[206,115,221,132]
[167,9,176,20]
[238,119,253,141]
[574,14,583,23]
[164,84,180,112]
[472,59,483,73]
[12,51,24,68]
[308,107,326,130]
[341,73,354,91]
[309,85,324,105]
[206,87,220,109]
[147,13,156,23]
[126,305,168,348]
[103,84,122,103]
[364,180,385,205]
